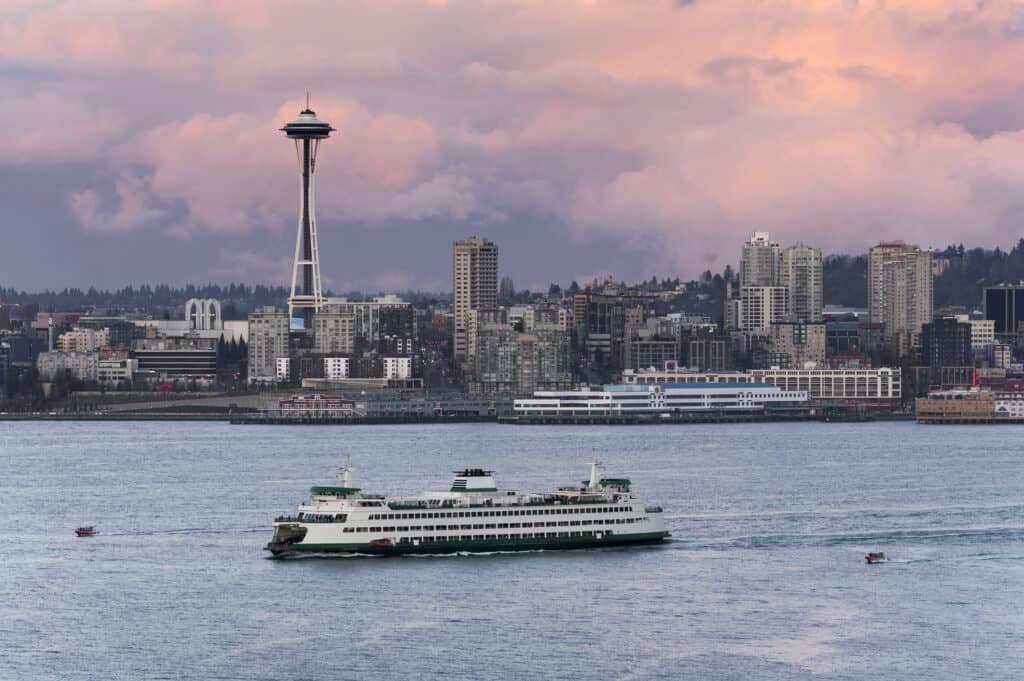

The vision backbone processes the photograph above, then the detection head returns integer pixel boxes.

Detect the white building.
[955,315,995,350]
[739,286,788,334]
[185,298,222,331]
[383,357,413,379]
[97,358,138,385]
[621,365,901,404]
[276,357,291,382]
[37,351,99,382]
[323,357,351,380]
[514,382,807,417]
[995,394,1024,418]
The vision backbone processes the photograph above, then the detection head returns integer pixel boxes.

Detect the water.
[1,421,1022,680]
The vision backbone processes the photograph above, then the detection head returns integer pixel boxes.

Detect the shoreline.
[0,412,919,424]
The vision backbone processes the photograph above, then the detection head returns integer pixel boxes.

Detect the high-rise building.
[282,103,334,328]
[920,316,972,387]
[868,241,933,356]
[780,244,823,322]
[738,286,788,334]
[983,284,1024,342]
[247,307,290,383]
[740,232,780,287]
[453,236,498,363]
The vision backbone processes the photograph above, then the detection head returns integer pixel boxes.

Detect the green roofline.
[311,486,361,495]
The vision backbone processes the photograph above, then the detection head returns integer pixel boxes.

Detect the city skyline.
[4,2,1024,291]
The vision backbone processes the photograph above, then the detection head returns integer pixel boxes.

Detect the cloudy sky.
[3,0,1024,292]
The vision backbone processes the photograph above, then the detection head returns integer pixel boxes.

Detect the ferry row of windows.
[396,531,608,543]
[365,506,633,521]
[298,513,347,523]
[342,518,644,533]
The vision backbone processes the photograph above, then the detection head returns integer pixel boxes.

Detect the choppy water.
[1,421,1022,680]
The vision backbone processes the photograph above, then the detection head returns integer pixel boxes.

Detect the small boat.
[865,551,887,564]
[369,538,393,549]
[75,526,97,537]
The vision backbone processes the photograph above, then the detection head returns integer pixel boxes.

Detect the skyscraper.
[281,102,334,328]
[780,243,823,322]
[740,232,780,287]
[868,241,933,356]
[453,236,498,363]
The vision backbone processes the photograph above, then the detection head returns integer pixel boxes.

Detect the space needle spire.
[281,98,334,328]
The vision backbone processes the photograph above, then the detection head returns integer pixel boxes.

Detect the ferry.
[266,464,670,557]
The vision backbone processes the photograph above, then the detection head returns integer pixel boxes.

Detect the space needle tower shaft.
[281,97,334,328]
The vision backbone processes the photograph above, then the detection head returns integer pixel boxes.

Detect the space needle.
[282,96,334,328]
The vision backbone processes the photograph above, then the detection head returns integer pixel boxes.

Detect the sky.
[3,0,1024,293]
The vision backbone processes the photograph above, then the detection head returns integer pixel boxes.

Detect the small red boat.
[865,551,887,564]
[75,526,97,537]
[369,538,393,549]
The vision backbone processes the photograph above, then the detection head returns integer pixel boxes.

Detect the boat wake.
[101,526,267,537]
[674,525,1024,551]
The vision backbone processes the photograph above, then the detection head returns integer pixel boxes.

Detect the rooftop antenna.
[306,91,310,110]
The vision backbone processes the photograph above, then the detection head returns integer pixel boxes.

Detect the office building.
[868,241,933,356]
[920,316,972,387]
[983,284,1024,342]
[685,329,733,371]
[96,357,137,385]
[453,236,498,363]
[132,338,218,379]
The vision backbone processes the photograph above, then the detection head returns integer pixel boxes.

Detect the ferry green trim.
[310,486,361,495]
[269,531,669,557]
[449,487,498,492]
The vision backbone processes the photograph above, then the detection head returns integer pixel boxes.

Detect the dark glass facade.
[984,286,1024,339]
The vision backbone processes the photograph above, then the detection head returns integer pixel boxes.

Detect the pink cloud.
[3,0,1024,278]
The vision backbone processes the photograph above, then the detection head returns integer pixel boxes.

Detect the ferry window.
[370,527,382,532]
[383,526,395,532]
